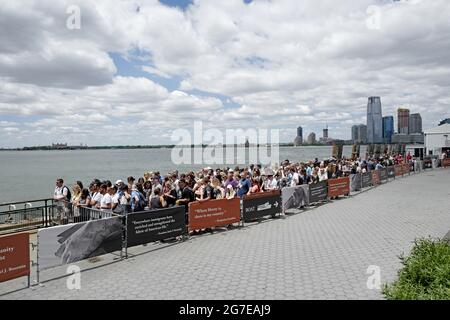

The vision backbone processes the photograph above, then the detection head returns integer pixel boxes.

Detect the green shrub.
[383,238,450,300]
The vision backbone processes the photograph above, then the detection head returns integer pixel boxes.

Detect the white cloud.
[0,0,449,147]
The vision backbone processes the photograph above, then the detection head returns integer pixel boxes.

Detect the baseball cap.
[115,179,124,185]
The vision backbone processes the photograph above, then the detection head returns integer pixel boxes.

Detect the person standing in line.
[53,178,71,224]
[100,186,114,213]
[237,171,252,198]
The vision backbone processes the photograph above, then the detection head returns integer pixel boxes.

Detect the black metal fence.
[0,198,114,235]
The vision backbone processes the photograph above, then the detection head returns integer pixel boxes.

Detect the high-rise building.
[367,97,383,144]
[383,116,394,144]
[351,125,359,143]
[409,113,422,134]
[294,126,303,146]
[323,125,329,140]
[397,108,410,134]
[307,132,316,144]
[358,124,367,144]
[297,126,303,140]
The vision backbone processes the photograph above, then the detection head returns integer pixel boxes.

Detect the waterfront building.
[424,123,450,156]
[294,127,303,146]
[382,116,394,144]
[323,125,329,140]
[307,132,316,144]
[351,125,358,143]
[409,113,422,134]
[358,125,367,144]
[397,108,410,134]
[367,97,383,144]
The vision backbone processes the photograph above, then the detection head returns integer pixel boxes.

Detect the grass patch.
[383,238,450,300]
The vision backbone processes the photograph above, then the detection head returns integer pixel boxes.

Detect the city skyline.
[1,1,449,148]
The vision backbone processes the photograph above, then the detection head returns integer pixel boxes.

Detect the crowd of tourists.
[53,151,437,218]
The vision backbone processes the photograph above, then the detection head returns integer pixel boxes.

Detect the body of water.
[0,145,366,203]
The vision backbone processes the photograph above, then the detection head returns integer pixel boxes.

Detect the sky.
[0,0,449,148]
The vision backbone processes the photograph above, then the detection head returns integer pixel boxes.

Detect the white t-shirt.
[318,170,328,181]
[291,172,299,186]
[91,192,102,205]
[100,193,112,210]
[54,186,68,200]
[112,193,120,204]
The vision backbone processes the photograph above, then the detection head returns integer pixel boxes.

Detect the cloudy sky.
[0,0,449,148]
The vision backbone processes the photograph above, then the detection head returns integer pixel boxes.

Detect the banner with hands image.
[38,217,123,271]
[282,185,309,213]
[350,174,362,192]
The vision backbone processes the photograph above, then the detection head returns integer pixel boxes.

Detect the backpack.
[132,191,147,212]
[62,186,71,202]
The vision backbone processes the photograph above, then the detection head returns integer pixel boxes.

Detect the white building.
[424,123,450,156]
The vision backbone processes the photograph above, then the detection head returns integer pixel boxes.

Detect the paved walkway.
[1,169,449,300]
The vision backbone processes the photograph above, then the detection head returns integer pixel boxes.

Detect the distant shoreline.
[0,143,359,151]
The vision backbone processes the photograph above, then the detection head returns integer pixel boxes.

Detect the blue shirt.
[237,178,252,198]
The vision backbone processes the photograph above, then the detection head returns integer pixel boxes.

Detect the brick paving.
[1,169,449,300]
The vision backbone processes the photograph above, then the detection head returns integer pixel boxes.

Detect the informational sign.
[282,185,309,213]
[371,170,381,186]
[309,181,328,203]
[361,172,373,188]
[38,217,123,271]
[0,233,30,283]
[127,207,186,248]
[188,198,241,231]
[379,168,388,181]
[243,190,282,221]
[327,177,350,198]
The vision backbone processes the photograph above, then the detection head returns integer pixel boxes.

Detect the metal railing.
[0,198,116,235]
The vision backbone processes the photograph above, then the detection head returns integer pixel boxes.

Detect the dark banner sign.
[188,198,241,231]
[0,233,30,283]
[350,174,362,192]
[127,206,186,248]
[282,185,309,213]
[243,190,282,221]
[387,166,395,179]
[309,181,328,203]
[394,165,403,177]
[372,170,381,186]
[361,172,373,188]
[380,168,388,181]
[327,177,350,198]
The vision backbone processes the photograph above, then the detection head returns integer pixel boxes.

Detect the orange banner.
[394,165,403,177]
[402,163,410,175]
[0,233,30,283]
[188,198,241,231]
[327,177,350,198]
[372,170,381,186]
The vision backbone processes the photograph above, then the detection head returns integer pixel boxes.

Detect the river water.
[0,145,366,203]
